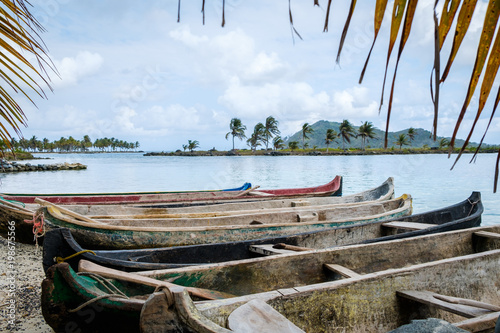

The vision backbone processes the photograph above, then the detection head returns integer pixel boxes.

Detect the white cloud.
[332,86,378,119]
[169,25,209,47]
[53,51,103,88]
[219,77,331,121]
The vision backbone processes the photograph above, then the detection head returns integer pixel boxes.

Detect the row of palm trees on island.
[6,135,141,153]
[220,117,427,153]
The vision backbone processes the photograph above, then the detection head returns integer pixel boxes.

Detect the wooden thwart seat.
[382,221,435,231]
[249,243,314,256]
[397,290,499,318]
[249,244,297,255]
[228,299,305,333]
[323,264,360,278]
[474,230,500,240]
[398,290,500,332]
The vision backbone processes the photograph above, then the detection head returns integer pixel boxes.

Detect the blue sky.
[16,0,499,151]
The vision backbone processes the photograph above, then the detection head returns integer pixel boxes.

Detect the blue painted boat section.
[222,183,252,191]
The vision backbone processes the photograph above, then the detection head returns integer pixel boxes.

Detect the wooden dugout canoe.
[42,191,482,271]
[65,177,394,216]
[38,195,412,249]
[1,176,342,205]
[41,225,500,332]
[0,177,387,245]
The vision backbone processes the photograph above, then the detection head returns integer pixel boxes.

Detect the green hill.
[284,120,480,149]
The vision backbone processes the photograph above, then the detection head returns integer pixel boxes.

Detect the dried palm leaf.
[336,0,357,64]
[379,0,407,112]
[441,0,478,82]
[449,0,500,153]
[384,0,418,148]
[359,0,389,84]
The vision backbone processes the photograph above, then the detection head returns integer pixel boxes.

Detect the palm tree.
[358,121,377,151]
[29,136,38,152]
[263,116,280,150]
[394,134,409,150]
[338,119,355,151]
[407,128,417,146]
[288,141,299,152]
[82,135,92,151]
[439,138,450,150]
[0,1,55,147]
[301,123,314,149]
[187,140,199,152]
[324,129,338,153]
[225,118,247,151]
[272,136,285,150]
[247,123,265,152]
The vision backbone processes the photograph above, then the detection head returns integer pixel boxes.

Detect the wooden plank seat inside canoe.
[474,230,500,240]
[248,244,298,256]
[397,290,500,332]
[249,243,314,256]
[397,290,500,318]
[382,221,436,231]
[323,264,361,278]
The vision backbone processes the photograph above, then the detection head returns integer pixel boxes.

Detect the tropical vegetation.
[324,129,338,153]
[273,136,285,150]
[187,140,199,152]
[247,123,265,152]
[338,120,356,150]
[288,141,299,151]
[263,116,280,150]
[301,123,314,149]
[394,134,410,150]
[407,127,417,146]
[358,121,377,151]
[225,118,247,150]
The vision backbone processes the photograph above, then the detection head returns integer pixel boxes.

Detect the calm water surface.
[1,152,498,226]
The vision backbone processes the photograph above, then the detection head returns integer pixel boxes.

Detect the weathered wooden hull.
[42,192,482,272]
[40,195,412,249]
[41,225,500,333]
[2,176,341,205]
[0,199,37,243]
[194,239,500,332]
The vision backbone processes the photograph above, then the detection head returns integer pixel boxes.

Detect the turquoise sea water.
[0,152,498,226]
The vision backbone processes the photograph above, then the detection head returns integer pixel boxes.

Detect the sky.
[14,0,500,151]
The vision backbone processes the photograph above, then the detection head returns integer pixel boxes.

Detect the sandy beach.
[0,237,53,332]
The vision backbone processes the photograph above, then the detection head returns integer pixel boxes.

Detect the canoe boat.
[41,225,500,332]
[64,177,394,216]
[42,191,482,271]
[38,195,412,249]
[0,177,386,245]
[1,176,342,205]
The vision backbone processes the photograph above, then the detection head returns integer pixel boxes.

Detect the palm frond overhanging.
[0,0,55,146]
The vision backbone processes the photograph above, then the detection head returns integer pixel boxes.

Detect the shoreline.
[0,238,53,332]
[143,148,499,157]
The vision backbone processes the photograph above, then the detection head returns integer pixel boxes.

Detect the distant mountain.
[284,120,479,149]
